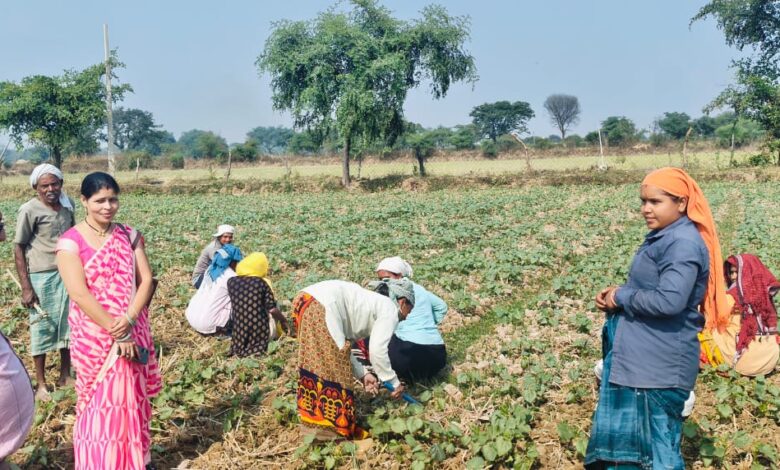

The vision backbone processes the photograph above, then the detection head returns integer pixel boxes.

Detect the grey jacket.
[612,216,708,391]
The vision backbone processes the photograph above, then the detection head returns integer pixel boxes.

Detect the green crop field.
[1,176,779,469]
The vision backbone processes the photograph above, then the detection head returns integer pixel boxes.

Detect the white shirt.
[303,280,401,387]
[185,268,236,334]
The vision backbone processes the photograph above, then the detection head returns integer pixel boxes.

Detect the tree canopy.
[0,56,130,168]
[543,94,580,140]
[469,101,534,143]
[178,129,228,159]
[693,1,780,163]
[601,116,638,146]
[113,107,174,156]
[257,0,477,185]
[246,126,295,154]
[692,0,780,78]
[656,112,693,140]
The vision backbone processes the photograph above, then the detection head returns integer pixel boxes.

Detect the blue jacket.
[394,283,448,345]
[612,216,708,391]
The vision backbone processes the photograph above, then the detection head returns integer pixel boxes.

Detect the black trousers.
[388,334,447,381]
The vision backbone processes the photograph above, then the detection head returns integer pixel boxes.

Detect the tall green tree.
[469,101,534,143]
[656,112,693,139]
[246,126,295,154]
[601,116,638,146]
[258,0,477,186]
[0,57,131,168]
[692,0,780,78]
[112,107,173,156]
[178,129,228,159]
[693,1,780,163]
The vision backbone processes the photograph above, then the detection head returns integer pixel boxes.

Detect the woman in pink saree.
[56,172,161,470]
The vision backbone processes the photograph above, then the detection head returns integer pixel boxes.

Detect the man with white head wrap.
[14,163,75,400]
[192,224,236,288]
[373,256,449,381]
[292,279,415,440]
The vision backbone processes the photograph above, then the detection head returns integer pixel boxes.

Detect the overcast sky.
[1,0,738,144]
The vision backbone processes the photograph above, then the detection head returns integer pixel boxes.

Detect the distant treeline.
[2,105,765,171]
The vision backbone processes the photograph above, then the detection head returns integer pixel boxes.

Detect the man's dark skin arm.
[14,243,38,307]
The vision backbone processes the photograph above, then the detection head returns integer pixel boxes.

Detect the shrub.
[481,140,498,158]
[169,154,185,169]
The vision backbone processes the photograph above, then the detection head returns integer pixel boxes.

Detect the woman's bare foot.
[56,375,76,388]
[35,386,51,402]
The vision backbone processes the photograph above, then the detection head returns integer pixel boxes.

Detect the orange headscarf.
[642,167,730,331]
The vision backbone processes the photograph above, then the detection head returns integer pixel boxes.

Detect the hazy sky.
[1,0,738,144]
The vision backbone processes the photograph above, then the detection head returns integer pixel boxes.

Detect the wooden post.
[226,147,232,181]
[682,126,693,169]
[103,24,116,175]
[135,157,140,181]
[598,129,606,169]
[0,139,10,182]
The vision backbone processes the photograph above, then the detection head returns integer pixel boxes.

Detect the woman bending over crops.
[699,254,779,376]
[185,244,243,335]
[227,252,288,357]
[364,257,448,380]
[293,279,414,440]
[56,172,162,470]
[586,167,729,469]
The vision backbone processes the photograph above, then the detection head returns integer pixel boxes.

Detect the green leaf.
[757,443,777,462]
[466,456,485,470]
[556,421,576,443]
[716,403,733,418]
[407,417,424,433]
[324,456,336,469]
[494,436,512,457]
[481,443,498,462]
[390,417,407,434]
[682,420,699,439]
[411,461,425,470]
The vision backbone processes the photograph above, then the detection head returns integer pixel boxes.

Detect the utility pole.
[598,129,606,169]
[104,24,116,175]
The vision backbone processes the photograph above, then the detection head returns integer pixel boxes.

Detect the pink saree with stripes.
[58,225,161,469]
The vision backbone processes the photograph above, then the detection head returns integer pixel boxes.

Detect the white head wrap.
[376,256,413,278]
[213,224,236,238]
[29,164,73,211]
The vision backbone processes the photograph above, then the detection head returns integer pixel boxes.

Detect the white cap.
[213,224,235,238]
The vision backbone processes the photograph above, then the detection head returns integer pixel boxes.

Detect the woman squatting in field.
[585,167,730,469]
[699,253,780,376]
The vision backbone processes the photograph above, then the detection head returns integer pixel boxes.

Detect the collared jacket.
[612,216,708,391]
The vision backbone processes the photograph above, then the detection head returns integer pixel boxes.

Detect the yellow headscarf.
[642,167,730,331]
[235,252,274,293]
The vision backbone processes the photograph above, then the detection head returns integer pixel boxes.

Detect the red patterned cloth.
[725,254,780,355]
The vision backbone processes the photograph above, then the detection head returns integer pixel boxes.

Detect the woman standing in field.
[586,167,729,469]
[56,172,161,470]
[293,279,414,440]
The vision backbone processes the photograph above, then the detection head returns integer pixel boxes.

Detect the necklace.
[85,219,111,238]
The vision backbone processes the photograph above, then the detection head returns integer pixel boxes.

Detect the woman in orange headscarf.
[586,167,728,469]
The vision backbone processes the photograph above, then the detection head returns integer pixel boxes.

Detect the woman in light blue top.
[375,257,448,380]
